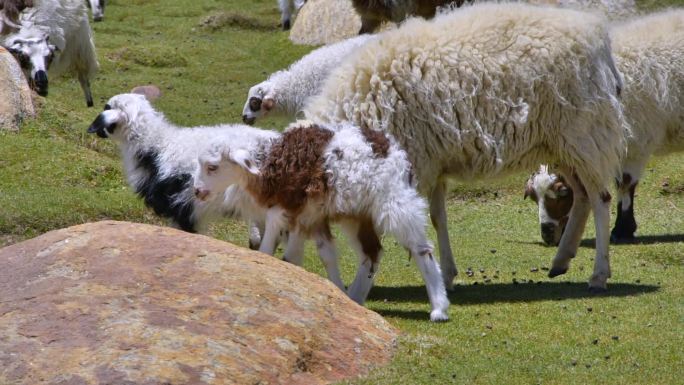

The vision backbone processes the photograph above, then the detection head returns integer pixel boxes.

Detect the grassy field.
[1,0,682,383]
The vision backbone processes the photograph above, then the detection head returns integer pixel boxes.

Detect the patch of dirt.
[198,11,276,32]
[106,47,187,68]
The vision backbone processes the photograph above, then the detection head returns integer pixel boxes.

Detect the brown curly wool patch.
[247,124,334,216]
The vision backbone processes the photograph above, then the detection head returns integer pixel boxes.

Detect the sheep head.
[87,93,149,140]
[524,165,573,246]
[6,34,57,97]
[194,146,259,202]
[242,82,276,125]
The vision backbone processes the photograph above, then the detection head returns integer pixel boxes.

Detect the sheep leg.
[258,207,286,255]
[588,188,612,292]
[549,172,591,278]
[343,218,382,305]
[611,160,645,242]
[430,180,457,290]
[312,222,345,291]
[248,220,263,250]
[384,198,449,322]
[282,229,306,265]
[78,72,94,107]
[278,0,293,30]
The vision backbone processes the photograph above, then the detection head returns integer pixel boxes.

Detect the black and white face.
[86,94,147,140]
[7,35,57,97]
[241,84,274,125]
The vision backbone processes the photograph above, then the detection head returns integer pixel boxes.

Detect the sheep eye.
[249,97,262,112]
[207,164,218,172]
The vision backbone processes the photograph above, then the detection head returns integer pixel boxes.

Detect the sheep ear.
[230,149,260,175]
[262,98,275,111]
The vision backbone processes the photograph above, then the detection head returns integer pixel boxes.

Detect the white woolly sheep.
[305,3,627,291]
[351,0,468,34]
[193,120,450,322]
[525,9,684,245]
[279,0,306,30]
[86,93,271,250]
[242,34,374,125]
[86,0,104,22]
[3,0,98,106]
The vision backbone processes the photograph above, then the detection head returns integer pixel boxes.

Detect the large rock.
[289,0,394,46]
[0,46,34,131]
[0,221,397,385]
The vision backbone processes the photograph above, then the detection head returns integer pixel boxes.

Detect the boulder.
[131,85,162,102]
[0,221,397,385]
[289,0,394,46]
[0,46,34,131]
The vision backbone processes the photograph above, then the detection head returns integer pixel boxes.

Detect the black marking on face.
[87,113,117,138]
[249,97,262,112]
[133,149,197,233]
[34,70,48,96]
[104,104,111,110]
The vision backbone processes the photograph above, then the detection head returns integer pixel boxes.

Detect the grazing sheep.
[351,0,467,34]
[525,9,684,245]
[279,0,306,30]
[86,0,104,22]
[305,3,627,291]
[242,34,375,125]
[194,120,450,321]
[86,93,271,250]
[2,0,98,106]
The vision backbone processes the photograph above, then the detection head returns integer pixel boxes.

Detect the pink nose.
[194,188,209,200]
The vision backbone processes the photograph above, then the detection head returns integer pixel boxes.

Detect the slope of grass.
[1,0,682,383]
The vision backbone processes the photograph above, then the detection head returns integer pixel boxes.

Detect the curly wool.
[306,2,627,195]
[610,9,684,172]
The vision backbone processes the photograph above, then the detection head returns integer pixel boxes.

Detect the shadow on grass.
[368,282,660,306]
[509,233,684,248]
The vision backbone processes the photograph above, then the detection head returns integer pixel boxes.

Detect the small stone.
[647,323,653,327]
[587,307,593,312]
[571,359,578,366]
[611,336,619,341]
[541,267,549,271]
[592,339,599,345]
[481,332,487,337]
[490,249,497,254]
[479,268,485,273]
[530,267,539,272]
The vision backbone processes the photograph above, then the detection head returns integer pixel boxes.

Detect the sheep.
[525,9,684,246]
[242,34,375,125]
[305,2,628,291]
[85,93,272,250]
[193,120,450,322]
[86,0,104,22]
[279,0,306,30]
[351,0,468,34]
[2,0,98,106]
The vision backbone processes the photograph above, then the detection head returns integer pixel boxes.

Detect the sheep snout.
[33,70,48,96]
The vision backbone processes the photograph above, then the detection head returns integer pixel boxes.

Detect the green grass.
[1,0,682,383]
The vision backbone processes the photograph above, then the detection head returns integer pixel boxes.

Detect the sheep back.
[611,9,684,159]
[306,3,626,193]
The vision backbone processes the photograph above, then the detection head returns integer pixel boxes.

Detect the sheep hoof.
[282,20,291,30]
[248,240,260,250]
[430,310,449,322]
[548,266,568,278]
[588,286,607,294]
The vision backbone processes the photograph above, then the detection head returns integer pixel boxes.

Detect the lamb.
[525,10,684,245]
[305,3,627,291]
[242,34,374,125]
[86,0,104,22]
[279,0,306,30]
[351,0,468,34]
[86,93,271,250]
[193,120,450,321]
[2,0,98,106]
